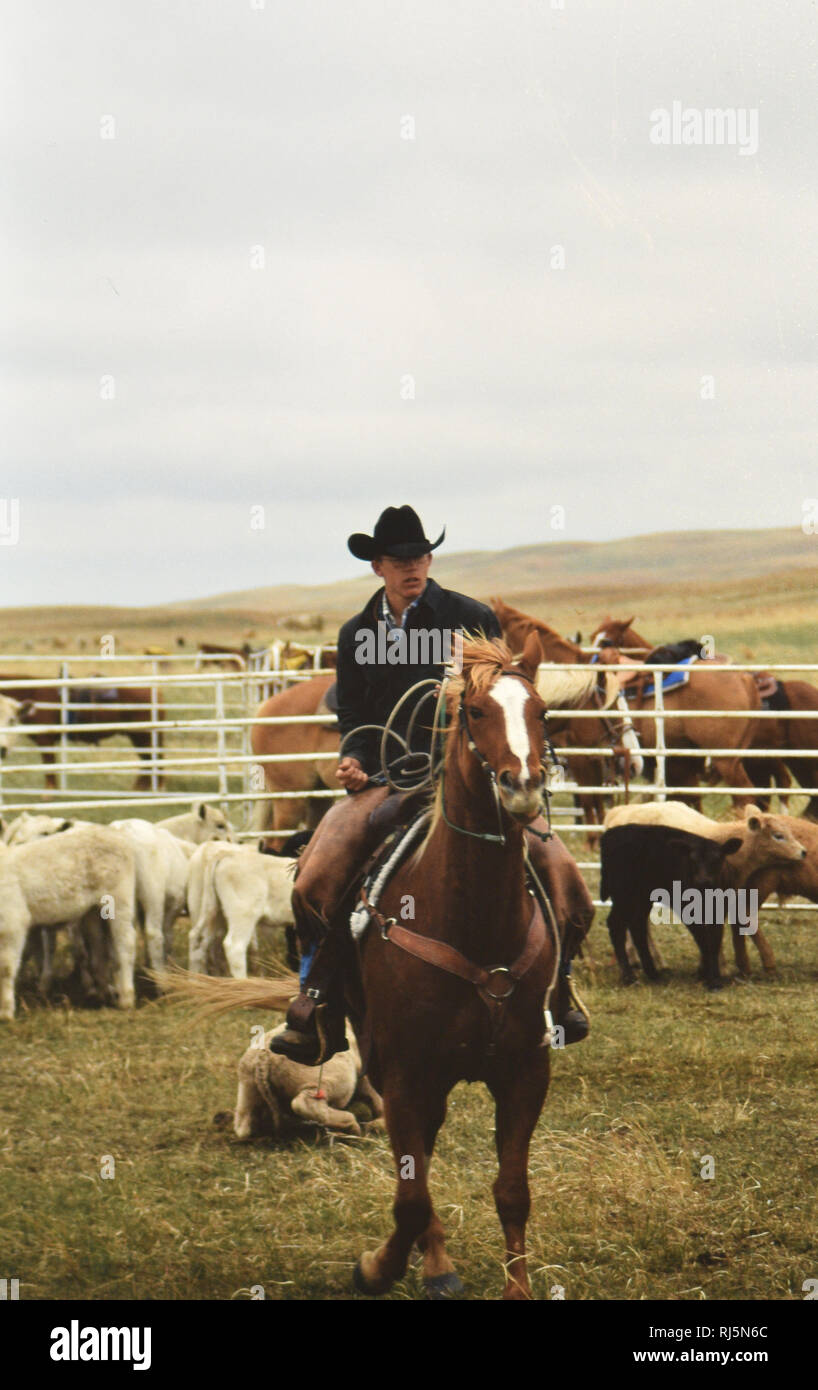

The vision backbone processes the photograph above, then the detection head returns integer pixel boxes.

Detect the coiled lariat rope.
[340,669,561,843]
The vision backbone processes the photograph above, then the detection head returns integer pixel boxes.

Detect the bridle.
[588,654,641,794]
[436,667,555,847]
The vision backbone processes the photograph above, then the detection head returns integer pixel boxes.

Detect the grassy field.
[1,906,816,1302]
[1,531,816,1301]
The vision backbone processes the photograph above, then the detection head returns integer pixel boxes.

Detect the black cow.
[600,825,742,989]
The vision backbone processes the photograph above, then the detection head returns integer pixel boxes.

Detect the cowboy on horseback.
[271,505,592,1065]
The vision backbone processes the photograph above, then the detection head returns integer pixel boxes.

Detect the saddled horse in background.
[0,681,164,791]
[589,616,818,820]
[251,675,339,845]
[491,600,645,839]
[160,633,592,1299]
[494,600,761,809]
[250,637,621,849]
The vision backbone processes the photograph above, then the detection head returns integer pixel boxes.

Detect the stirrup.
[565,976,590,1026]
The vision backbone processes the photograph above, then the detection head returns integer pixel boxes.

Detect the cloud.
[3,0,816,604]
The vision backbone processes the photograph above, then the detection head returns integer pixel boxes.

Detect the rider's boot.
[269,926,350,1066]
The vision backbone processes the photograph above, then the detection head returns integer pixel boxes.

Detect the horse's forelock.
[446,635,514,703]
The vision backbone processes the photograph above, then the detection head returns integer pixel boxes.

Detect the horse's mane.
[490,599,582,660]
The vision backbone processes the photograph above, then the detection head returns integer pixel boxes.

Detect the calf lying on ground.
[0,824,137,1020]
[232,1022,383,1139]
[187,842,297,978]
[604,801,807,975]
[601,825,742,988]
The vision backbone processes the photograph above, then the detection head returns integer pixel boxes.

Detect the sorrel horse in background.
[161,633,592,1299]
[491,600,644,837]
[588,616,818,819]
[251,675,339,844]
[494,600,761,806]
[0,681,164,791]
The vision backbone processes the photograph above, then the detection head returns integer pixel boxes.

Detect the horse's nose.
[499,768,543,793]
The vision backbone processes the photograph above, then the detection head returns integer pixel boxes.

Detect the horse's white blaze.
[491,677,534,782]
[615,693,644,777]
[591,631,608,650]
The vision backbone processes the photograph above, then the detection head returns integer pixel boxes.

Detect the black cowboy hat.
[347,505,446,561]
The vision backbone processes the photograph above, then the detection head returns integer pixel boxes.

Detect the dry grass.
[1,559,816,1300]
[1,910,816,1302]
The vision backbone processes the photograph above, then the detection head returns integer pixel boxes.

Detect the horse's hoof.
[423,1272,465,1300]
[353,1258,391,1297]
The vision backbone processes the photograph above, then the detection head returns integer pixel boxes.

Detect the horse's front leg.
[354,1077,441,1297]
[415,1092,464,1298]
[487,1048,550,1300]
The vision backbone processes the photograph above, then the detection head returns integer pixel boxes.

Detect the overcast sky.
[3,0,816,606]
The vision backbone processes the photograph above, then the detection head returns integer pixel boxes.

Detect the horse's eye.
[468,707,484,720]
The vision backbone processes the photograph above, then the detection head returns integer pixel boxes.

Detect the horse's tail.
[151,963,298,1019]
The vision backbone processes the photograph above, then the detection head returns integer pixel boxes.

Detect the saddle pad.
[349,810,432,940]
[626,655,696,701]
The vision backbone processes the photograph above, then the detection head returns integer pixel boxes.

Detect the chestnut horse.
[250,651,620,848]
[494,601,761,804]
[588,617,818,819]
[251,675,340,844]
[161,633,576,1299]
[0,681,164,791]
[491,601,645,837]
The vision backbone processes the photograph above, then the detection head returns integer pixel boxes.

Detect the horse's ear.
[195,801,206,820]
[625,617,635,629]
[517,630,543,681]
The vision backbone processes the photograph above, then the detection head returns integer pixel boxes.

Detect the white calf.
[188,843,296,978]
[0,824,137,1020]
[156,802,235,844]
[0,693,29,758]
[110,820,194,969]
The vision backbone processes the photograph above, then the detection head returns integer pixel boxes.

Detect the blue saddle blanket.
[626,655,697,701]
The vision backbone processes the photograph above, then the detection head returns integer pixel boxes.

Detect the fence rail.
[1,645,816,913]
